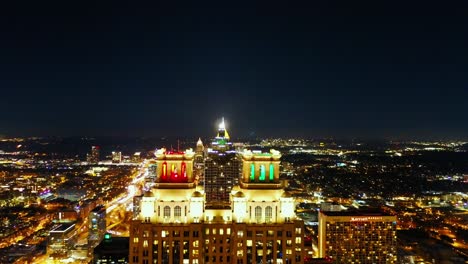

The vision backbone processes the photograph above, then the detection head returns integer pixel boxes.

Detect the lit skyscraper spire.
[219,117,225,130]
[216,117,230,140]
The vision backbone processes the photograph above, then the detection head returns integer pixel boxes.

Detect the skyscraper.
[204,118,240,207]
[87,146,100,163]
[130,148,305,264]
[194,138,205,185]
[318,211,397,263]
[112,151,122,163]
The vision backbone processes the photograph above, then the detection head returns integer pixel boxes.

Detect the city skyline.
[0,2,467,139]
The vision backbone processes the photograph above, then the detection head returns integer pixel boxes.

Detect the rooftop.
[320,210,394,217]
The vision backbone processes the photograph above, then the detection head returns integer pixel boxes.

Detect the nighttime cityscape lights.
[0,122,467,263]
[0,1,468,263]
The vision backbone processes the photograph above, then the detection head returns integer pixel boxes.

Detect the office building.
[112,151,122,163]
[87,146,100,163]
[194,138,205,185]
[318,211,397,263]
[132,152,142,163]
[130,148,305,264]
[89,205,107,249]
[48,223,77,258]
[93,234,129,264]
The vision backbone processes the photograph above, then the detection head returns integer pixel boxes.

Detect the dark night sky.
[0,1,467,139]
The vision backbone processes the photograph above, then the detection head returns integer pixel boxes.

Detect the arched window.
[255,206,262,223]
[163,206,171,218]
[174,206,182,219]
[265,206,273,223]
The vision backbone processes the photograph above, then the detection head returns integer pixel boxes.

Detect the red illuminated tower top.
[154,148,195,186]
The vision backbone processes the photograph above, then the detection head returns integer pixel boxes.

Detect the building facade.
[48,223,77,258]
[130,148,305,264]
[87,146,100,163]
[318,211,397,263]
[93,235,129,264]
[112,151,122,163]
[193,138,205,186]
[88,205,107,249]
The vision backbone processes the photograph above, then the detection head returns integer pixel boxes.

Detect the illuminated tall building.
[318,211,397,263]
[194,138,205,185]
[87,146,100,163]
[204,118,241,207]
[112,151,122,163]
[88,205,107,249]
[130,148,304,264]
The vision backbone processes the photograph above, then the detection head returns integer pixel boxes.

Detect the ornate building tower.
[228,149,304,264]
[130,146,305,264]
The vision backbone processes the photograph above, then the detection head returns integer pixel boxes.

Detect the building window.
[163,206,171,218]
[267,230,274,237]
[295,228,301,235]
[265,206,273,223]
[255,206,262,223]
[174,206,181,220]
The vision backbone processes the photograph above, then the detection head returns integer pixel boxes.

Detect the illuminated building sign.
[350,216,383,222]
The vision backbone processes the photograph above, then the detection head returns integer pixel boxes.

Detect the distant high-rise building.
[194,138,205,185]
[145,161,157,188]
[88,205,107,249]
[112,151,122,163]
[87,146,100,163]
[132,152,142,163]
[204,118,241,207]
[130,147,304,264]
[318,211,397,263]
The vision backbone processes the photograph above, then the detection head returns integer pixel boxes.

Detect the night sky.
[0,1,467,139]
